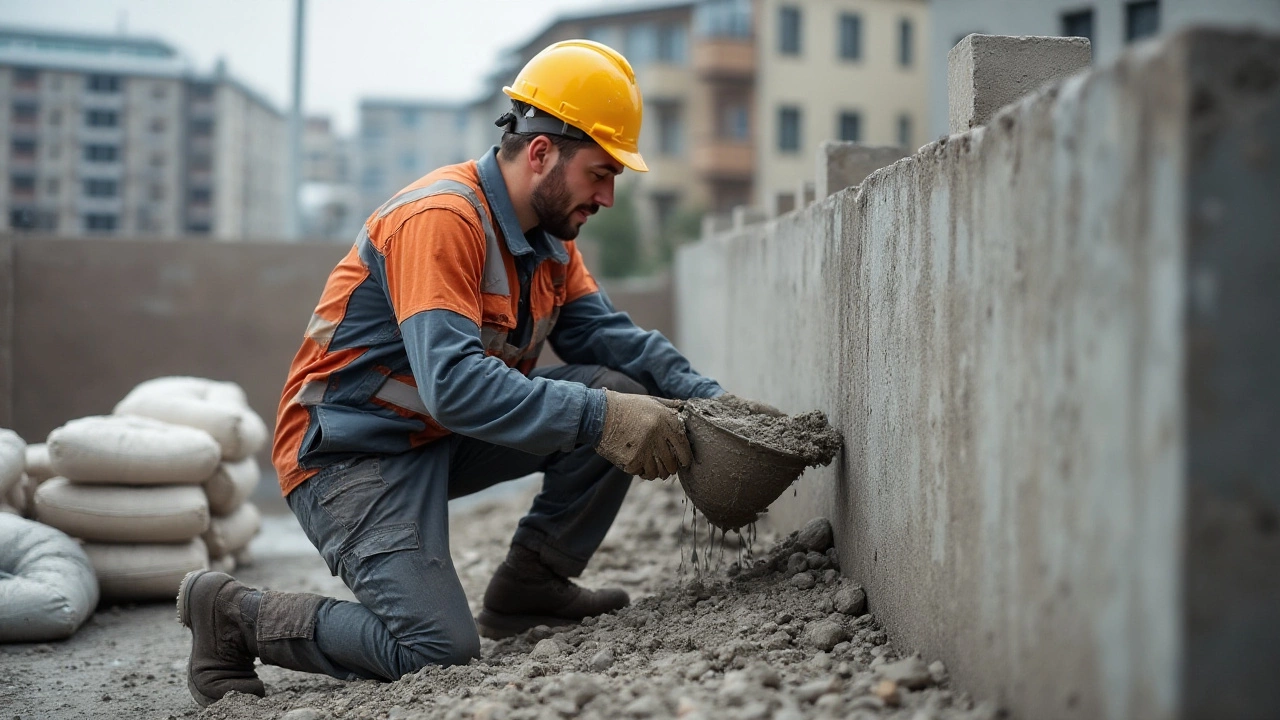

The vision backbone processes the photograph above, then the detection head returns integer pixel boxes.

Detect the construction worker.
[176,40,757,705]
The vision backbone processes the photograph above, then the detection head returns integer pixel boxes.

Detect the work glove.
[596,390,692,480]
[719,393,786,417]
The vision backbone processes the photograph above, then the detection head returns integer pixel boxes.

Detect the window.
[838,112,861,142]
[585,25,623,50]
[86,109,119,127]
[84,179,118,198]
[84,213,118,232]
[152,84,167,100]
[190,188,212,204]
[11,175,36,194]
[839,14,862,61]
[694,0,751,39]
[898,114,913,148]
[778,106,801,152]
[10,209,36,230]
[150,184,164,201]
[362,167,384,192]
[653,192,679,232]
[11,139,36,159]
[191,118,214,136]
[655,102,684,156]
[626,24,657,66]
[46,178,59,195]
[189,83,214,101]
[899,19,914,67]
[87,75,121,93]
[656,24,688,64]
[779,6,802,56]
[14,68,38,88]
[13,103,38,123]
[1126,1,1159,42]
[1062,9,1095,42]
[186,221,212,234]
[150,117,166,133]
[722,103,749,140]
[84,144,119,162]
[400,109,418,128]
[189,154,211,172]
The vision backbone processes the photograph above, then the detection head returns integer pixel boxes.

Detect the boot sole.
[475,608,576,640]
[176,569,222,708]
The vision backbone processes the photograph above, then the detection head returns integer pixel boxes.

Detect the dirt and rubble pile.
[198,483,995,720]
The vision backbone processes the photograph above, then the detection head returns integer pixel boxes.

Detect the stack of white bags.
[30,377,266,601]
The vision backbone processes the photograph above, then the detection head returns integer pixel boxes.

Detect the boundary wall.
[675,29,1278,720]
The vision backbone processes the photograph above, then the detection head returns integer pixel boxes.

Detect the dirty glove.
[719,393,785,417]
[596,390,693,480]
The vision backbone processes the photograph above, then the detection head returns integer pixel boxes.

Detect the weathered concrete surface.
[814,141,910,199]
[676,28,1279,720]
[949,34,1091,133]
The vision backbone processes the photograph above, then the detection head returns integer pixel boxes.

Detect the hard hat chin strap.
[495,102,590,141]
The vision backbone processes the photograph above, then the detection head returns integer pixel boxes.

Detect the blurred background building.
[299,114,359,241]
[0,26,287,240]
[928,0,1280,137]
[355,99,471,226]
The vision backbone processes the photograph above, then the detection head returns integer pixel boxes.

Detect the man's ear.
[527,135,557,176]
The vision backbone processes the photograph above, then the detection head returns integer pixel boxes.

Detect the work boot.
[176,569,264,706]
[476,545,629,639]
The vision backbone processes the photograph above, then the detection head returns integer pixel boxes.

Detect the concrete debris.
[833,584,868,616]
[802,619,849,651]
[877,656,935,689]
[796,517,834,552]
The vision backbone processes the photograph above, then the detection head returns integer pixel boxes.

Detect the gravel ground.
[2,477,999,720]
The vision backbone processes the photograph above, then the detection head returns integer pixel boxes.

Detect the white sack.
[0,429,25,501]
[6,473,41,518]
[0,513,98,643]
[84,537,208,601]
[35,478,210,543]
[48,415,221,486]
[114,377,266,461]
[24,443,53,482]
[204,457,260,516]
[202,502,261,557]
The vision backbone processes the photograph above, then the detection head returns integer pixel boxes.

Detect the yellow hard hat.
[503,40,648,173]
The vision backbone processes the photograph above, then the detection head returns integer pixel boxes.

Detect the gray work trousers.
[269,364,642,681]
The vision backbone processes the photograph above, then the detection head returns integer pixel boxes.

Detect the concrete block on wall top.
[815,141,909,199]
[731,205,767,230]
[948,33,1091,134]
[700,212,732,240]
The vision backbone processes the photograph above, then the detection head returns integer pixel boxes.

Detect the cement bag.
[123,376,248,408]
[0,513,98,642]
[204,457,260,516]
[0,429,25,501]
[6,473,39,518]
[84,537,208,601]
[34,478,210,543]
[208,553,236,575]
[49,416,220,486]
[114,378,266,462]
[24,443,54,482]
[203,502,260,557]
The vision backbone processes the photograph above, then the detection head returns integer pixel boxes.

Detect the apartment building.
[753,0,930,211]
[0,26,287,240]
[356,100,471,221]
[301,115,360,241]
[928,0,1280,137]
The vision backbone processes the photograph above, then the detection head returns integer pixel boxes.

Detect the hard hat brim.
[503,86,649,173]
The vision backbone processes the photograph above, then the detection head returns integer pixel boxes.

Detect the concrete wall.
[0,237,674,460]
[676,28,1279,720]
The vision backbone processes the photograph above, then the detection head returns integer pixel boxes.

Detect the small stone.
[929,660,949,685]
[764,631,792,650]
[789,572,816,590]
[281,711,323,720]
[805,551,828,570]
[685,660,711,680]
[795,677,840,703]
[786,552,808,575]
[816,596,834,614]
[833,585,868,615]
[528,625,555,641]
[876,656,934,689]
[775,612,793,624]
[530,638,563,659]
[801,620,848,651]
[873,679,901,706]
[821,569,840,584]
[589,647,614,671]
[797,518,833,552]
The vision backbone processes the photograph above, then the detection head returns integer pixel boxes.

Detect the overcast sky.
[0,0,608,133]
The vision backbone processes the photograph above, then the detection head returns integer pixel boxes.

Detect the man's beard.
[530,158,598,240]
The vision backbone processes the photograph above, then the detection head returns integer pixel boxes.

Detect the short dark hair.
[498,132,597,164]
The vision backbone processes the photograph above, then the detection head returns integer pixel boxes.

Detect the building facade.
[356,100,471,222]
[0,26,287,240]
[753,0,930,212]
[927,0,1280,137]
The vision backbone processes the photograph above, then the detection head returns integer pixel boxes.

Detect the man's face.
[530,144,622,240]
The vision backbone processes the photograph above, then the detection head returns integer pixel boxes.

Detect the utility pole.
[286,0,306,240]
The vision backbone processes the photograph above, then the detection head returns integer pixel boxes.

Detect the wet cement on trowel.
[685,397,842,467]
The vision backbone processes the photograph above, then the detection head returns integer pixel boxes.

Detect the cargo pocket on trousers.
[339,522,420,575]
[314,457,385,532]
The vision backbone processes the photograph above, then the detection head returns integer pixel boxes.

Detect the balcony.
[692,139,753,181]
[692,37,755,82]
